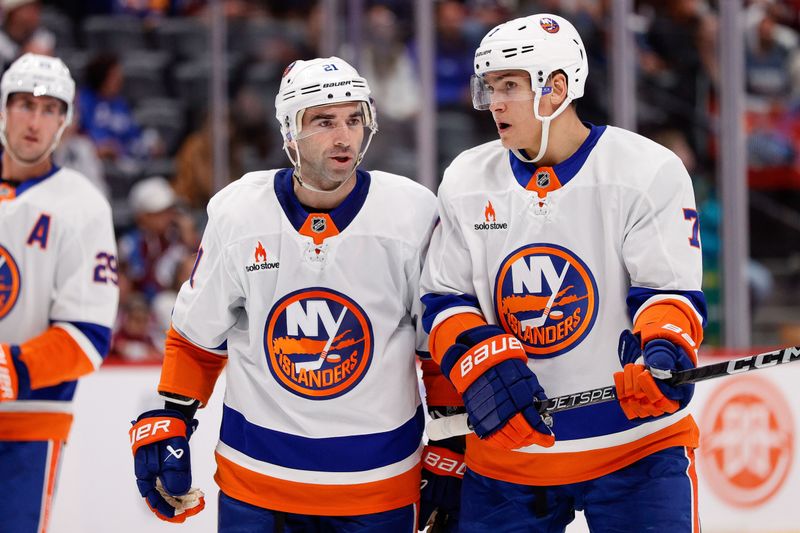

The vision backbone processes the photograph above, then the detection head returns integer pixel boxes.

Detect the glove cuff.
[635,301,702,364]
[441,331,527,394]
[130,410,192,455]
[422,445,466,478]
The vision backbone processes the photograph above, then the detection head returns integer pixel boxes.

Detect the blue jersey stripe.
[62,321,112,359]
[550,398,659,440]
[26,380,78,402]
[626,288,708,327]
[421,293,482,333]
[220,404,424,472]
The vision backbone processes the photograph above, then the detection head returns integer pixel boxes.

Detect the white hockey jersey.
[421,125,706,486]
[160,169,436,515]
[0,165,118,442]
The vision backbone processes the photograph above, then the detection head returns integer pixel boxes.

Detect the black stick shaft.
[536,345,800,415]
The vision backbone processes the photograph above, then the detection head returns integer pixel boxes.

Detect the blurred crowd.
[4,0,800,357]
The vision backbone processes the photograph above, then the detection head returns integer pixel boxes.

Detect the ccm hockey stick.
[426,344,800,441]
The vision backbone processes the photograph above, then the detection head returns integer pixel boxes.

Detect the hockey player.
[129,56,447,531]
[0,53,119,532]
[420,13,705,532]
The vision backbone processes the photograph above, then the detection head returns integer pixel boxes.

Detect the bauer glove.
[440,325,554,450]
[130,409,205,522]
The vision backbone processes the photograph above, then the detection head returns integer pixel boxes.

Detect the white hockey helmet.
[472,14,587,163]
[275,56,376,145]
[0,53,76,165]
[472,13,587,108]
[1,52,75,125]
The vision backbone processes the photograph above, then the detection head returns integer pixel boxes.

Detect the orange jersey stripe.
[159,327,227,405]
[214,452,421,516]
[19,327,95,390]
[465,416,699,486]
[0,412,73,441]
[429,312,487,364]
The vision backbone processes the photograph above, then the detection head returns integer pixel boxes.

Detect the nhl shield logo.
[536,171,550,188]
[311,216,327,233]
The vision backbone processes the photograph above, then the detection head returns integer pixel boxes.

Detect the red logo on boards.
[700,375,794,507]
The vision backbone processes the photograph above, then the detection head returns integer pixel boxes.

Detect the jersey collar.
[274,168,371,237]
[0,152,60,198]
[509,123,605,192]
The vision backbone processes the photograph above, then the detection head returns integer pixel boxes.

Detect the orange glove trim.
[146,495,206,523]
[422,446,466,478]
[634,300,703,365]
[483,412,555,450]
[448,334,528,393]
[129,416,188,455]
[614,364,679,420]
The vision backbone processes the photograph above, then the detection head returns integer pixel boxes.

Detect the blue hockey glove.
[420,407,464,532]
[129,409,205,522]
[440,325,554,450]
[614,330,696,419]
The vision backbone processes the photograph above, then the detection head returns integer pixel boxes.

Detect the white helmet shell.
[1,52,75,126]
[274,56,377,145]
[474,14,587,102]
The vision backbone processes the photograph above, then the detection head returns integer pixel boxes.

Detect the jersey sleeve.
[623,155,706,355]
[420,182,487,364]
[19,202,119,389]
[159,209,243,403]
[409,197,438,360]
[171,209,244,348]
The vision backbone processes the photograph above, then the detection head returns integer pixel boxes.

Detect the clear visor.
[293,122,374,186]
[470,74,537,111]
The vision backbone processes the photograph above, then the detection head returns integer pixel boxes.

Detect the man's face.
[296,101,366,190]
[483,70,540,151]
[3,93,66,164]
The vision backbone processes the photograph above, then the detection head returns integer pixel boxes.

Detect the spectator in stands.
[54,99,109,198]
[78,53,151,162]
[745,4,799,100]
[350,5,418,122]
[172,114,220,210]
[109,292,162,363]
[640,0,717,154]
[0,0,53,69]
[431,0,478,109]
[118,176,198,304]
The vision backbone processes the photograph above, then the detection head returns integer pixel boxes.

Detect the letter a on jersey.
[264,288,374,399]
[494,243,598,357]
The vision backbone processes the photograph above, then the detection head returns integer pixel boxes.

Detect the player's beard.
[299,149,358,191]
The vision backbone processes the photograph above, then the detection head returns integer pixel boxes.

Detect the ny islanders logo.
[494,243,597,357]
[264,288,373,399]
[0,245,21,319]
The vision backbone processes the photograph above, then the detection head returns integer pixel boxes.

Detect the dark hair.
[84,53,120,93]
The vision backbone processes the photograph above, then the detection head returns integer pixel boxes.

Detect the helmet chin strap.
[283,126,376,195]
[511,90,573,164]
